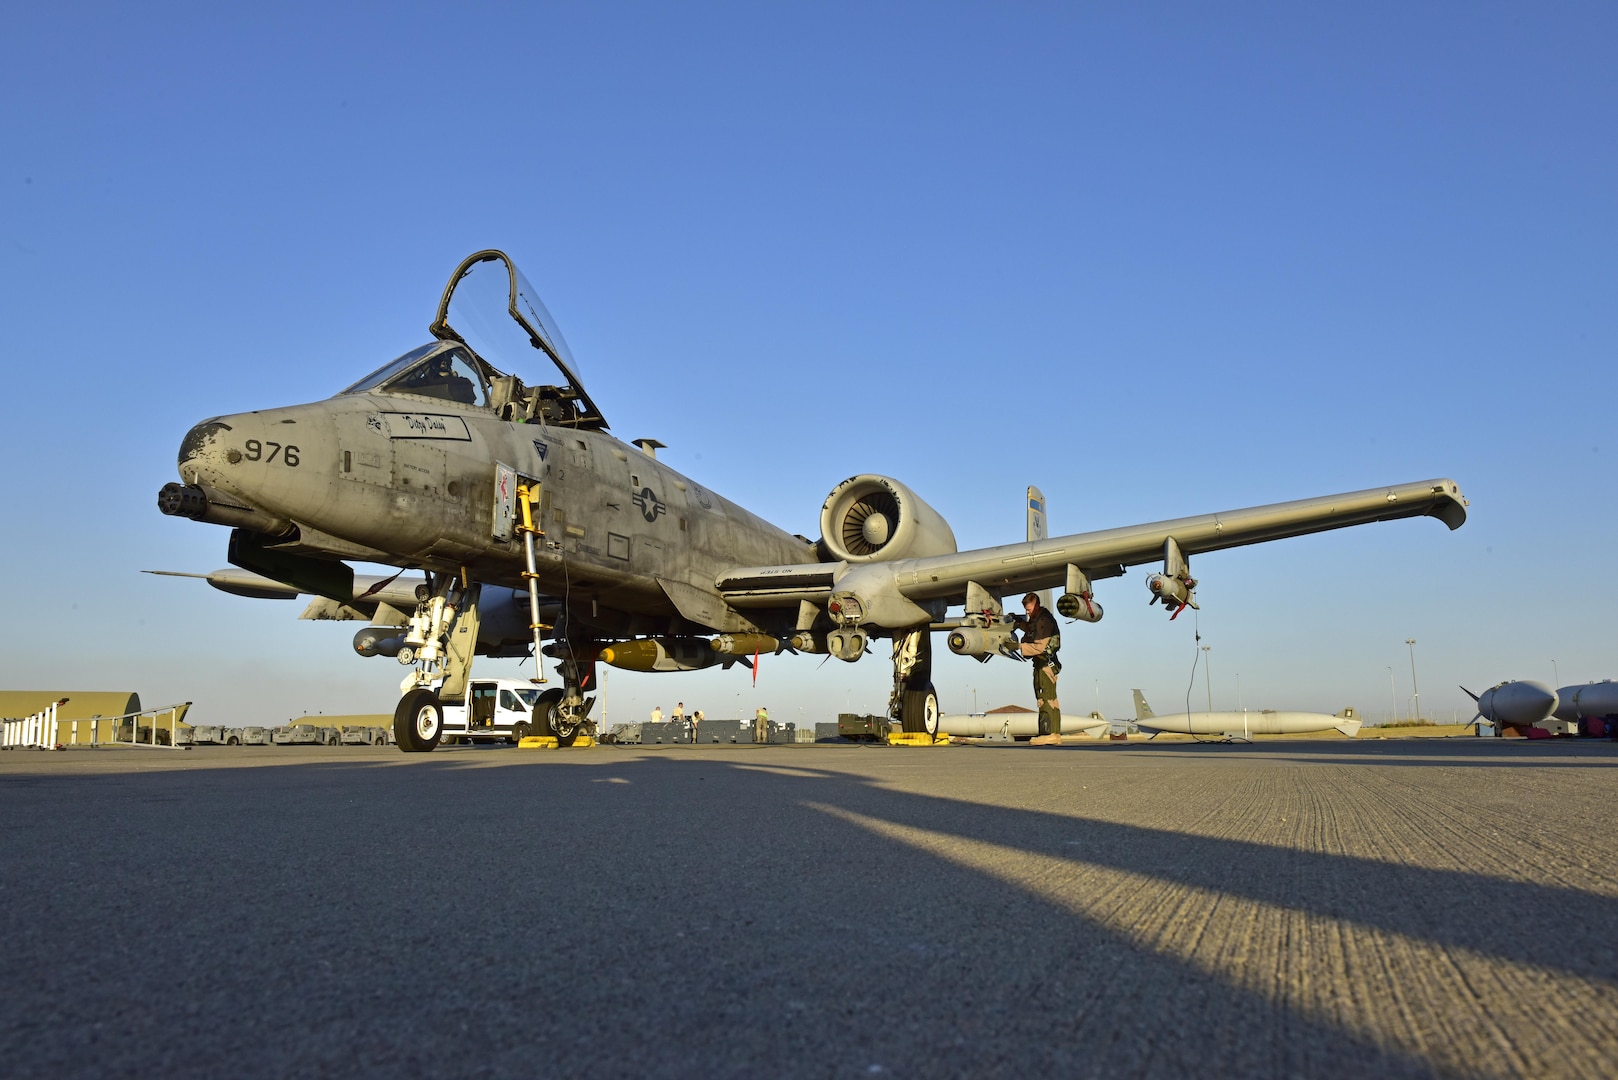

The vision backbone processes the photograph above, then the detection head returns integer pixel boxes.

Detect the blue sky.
[3,2,1613,727]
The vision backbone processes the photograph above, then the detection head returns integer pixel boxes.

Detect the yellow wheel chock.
[886,731,950,746]
[517,735,596,749]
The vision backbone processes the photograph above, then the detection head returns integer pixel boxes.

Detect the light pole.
[1201,645,1212,712]
[1388,666,1398,725]
[972,687,978,714]
[1553,659,1560,687]
[1405,638,1419,724]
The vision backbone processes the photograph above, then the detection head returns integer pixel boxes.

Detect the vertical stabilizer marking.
[1027,486,1053,612]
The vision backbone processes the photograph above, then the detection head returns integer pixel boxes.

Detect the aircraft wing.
[717,478,1466,627]
[145,568,423,620]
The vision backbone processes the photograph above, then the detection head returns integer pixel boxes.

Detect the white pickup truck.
[438,678,549,744]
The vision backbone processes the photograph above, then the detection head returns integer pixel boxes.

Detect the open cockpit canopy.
[338,250,606,429]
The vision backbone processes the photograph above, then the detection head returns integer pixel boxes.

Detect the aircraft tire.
[394,688,443,753]
[900,685,940,735]
[531,689,565,738]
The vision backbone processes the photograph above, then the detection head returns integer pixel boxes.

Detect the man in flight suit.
[1014,592,1062,745]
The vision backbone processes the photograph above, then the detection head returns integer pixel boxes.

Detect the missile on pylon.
[1146,573,1196,611]
[787,631,828,654]
[710,633,780,656]
[1055,591,1103,623]
[598,638,721,673]
[353,626,405,657]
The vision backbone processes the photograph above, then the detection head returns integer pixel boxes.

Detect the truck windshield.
[510,688,542,709]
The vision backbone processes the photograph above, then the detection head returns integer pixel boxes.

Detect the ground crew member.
[755,706,769,744]
[650,704,662,724]
[1015,592,1062,745]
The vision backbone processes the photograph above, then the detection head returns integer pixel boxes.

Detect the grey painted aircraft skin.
[1132,690,1363,738]
[157,249,1469,751]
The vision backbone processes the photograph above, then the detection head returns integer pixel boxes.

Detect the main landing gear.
[889,627,940,737]
[528,648,597,747]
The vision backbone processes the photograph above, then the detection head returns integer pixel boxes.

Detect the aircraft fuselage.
[174,391,818,636]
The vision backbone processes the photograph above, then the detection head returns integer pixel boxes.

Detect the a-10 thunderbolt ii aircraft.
[156,249,1470,751]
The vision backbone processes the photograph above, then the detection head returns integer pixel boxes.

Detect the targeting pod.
[353,627,405,658]
[947,626,1018,661]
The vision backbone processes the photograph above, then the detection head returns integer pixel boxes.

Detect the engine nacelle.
[1056,592,1103,623]
[947,626,1018,662]
[819,475,958,563]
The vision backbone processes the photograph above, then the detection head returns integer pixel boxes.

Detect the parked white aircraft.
[1132,690,1362,739]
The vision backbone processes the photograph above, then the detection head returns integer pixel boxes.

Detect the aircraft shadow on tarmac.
[5,749,1616,1077]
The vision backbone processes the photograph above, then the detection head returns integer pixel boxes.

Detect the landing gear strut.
[889,627,940,736]
[530,644,597,746]
[391,570,480,753]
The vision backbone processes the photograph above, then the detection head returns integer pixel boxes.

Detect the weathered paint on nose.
[176,417,236,485]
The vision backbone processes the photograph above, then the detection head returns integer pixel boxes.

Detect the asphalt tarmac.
[3,737,1616,1078]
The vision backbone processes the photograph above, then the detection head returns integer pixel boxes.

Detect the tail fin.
[1132,689,1154,721]
[1334,706,1361,738]
[1027,486,1052,613]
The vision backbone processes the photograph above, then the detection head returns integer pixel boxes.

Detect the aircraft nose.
[177,418,234,480]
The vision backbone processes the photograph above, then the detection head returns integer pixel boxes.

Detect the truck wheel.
[512,721,531,743]
[394,689,443,753]
[226,735,240,746]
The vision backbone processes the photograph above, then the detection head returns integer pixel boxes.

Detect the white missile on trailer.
[1462,680,1559,729]
[1552,680,1618,723]
[1131,690,1362,738]
[936,712,1110,739]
